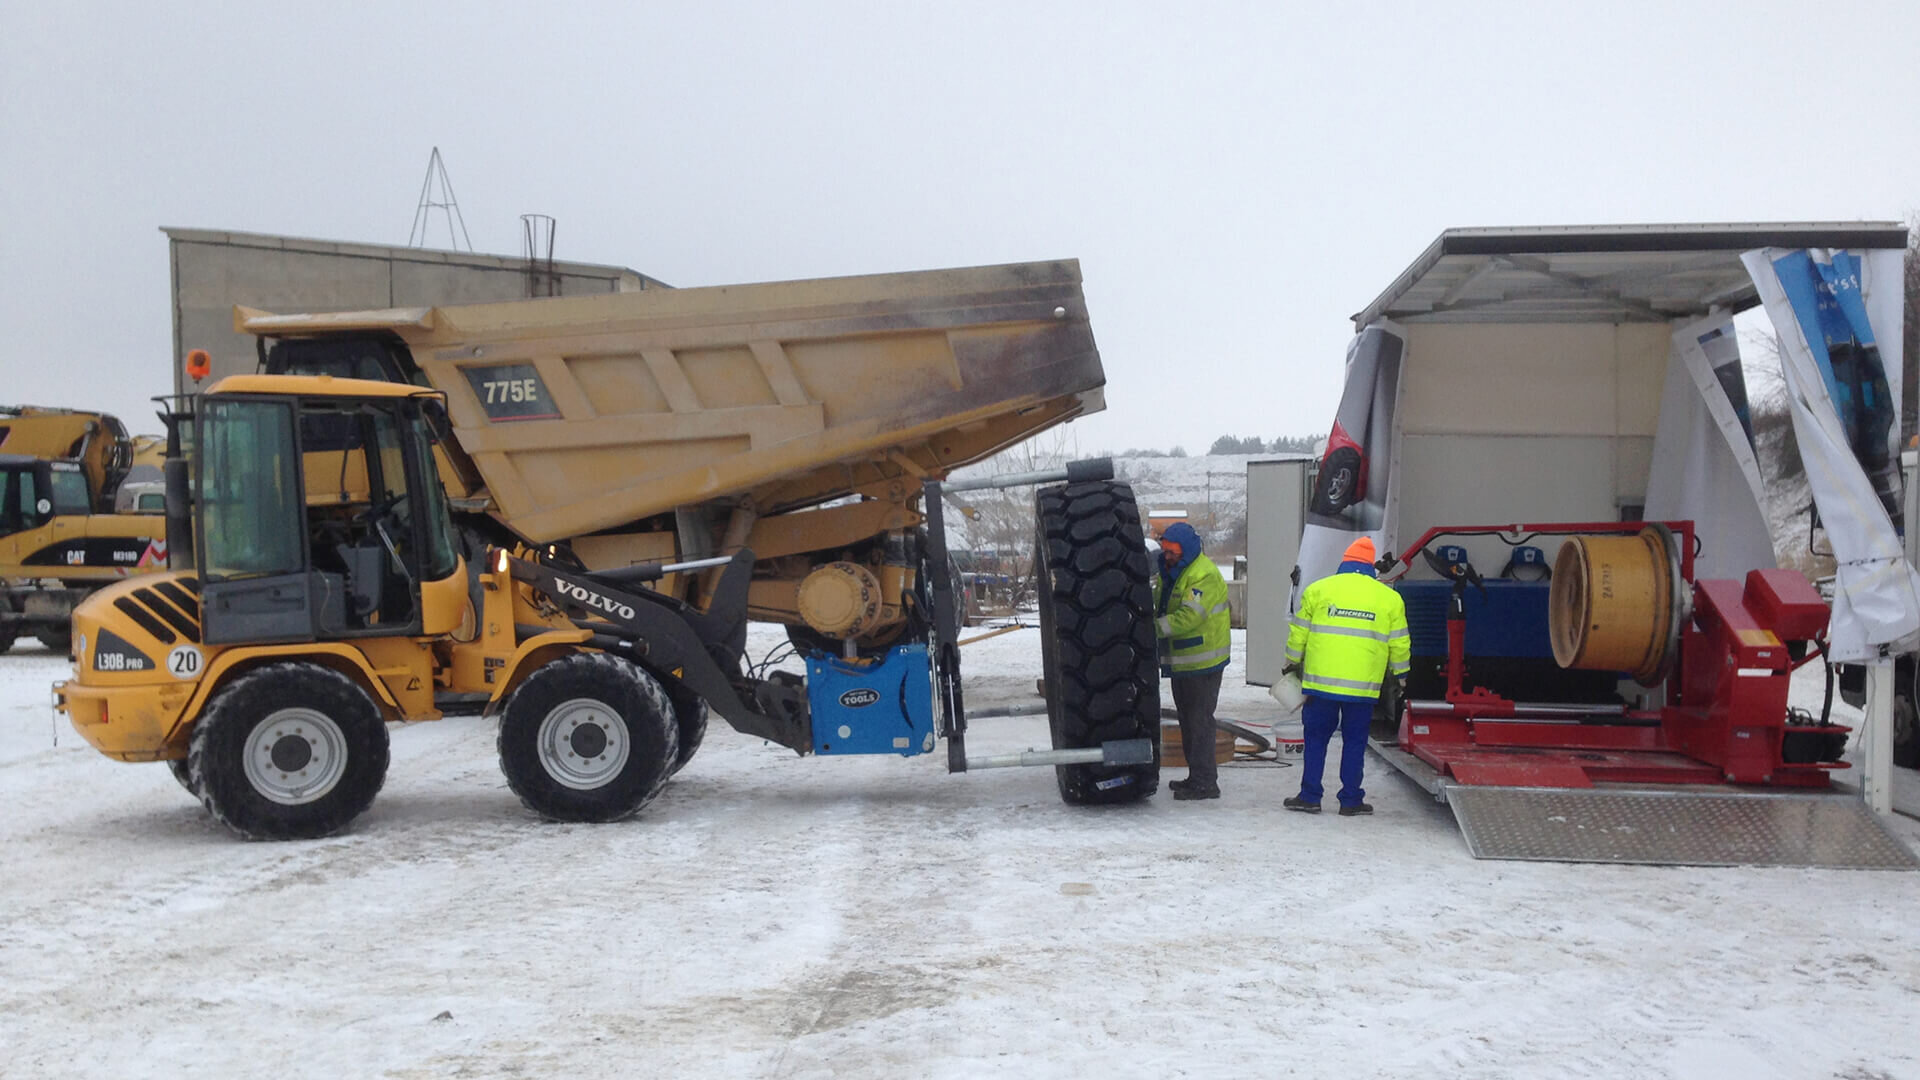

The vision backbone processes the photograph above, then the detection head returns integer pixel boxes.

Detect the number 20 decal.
[167,645,203,679]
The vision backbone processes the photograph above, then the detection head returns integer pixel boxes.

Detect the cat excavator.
[1,406,167,653]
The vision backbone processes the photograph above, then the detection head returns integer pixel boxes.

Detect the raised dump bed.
[238,259,1103,544]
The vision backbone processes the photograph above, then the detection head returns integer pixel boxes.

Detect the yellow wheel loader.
[57,261,1163,839]
[1,406,168,653]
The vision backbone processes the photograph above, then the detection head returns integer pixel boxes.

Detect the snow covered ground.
[3,629,1919,1079]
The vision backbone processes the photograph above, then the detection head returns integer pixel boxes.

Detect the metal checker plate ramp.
[1444,785,1920,869]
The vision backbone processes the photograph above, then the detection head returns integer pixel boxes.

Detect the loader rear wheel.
[1033,480,1160,805]
[498,652,679,822]
[189,663,390,840]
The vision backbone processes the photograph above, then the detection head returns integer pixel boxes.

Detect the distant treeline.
[1103,434,1318,458]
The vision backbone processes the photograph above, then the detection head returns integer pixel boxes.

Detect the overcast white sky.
[3,2,1916,454]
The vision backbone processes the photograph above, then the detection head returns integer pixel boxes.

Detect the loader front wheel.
[167,757,200,799]
[190,663,391,840]
[498,653,679,822]
[666,680,708,776]
[1033,480,1160,805]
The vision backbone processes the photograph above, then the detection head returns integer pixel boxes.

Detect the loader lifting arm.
[503,549,812,753]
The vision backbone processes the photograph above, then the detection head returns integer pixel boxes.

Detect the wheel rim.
[242,707,349,805]
[536,697,629,790]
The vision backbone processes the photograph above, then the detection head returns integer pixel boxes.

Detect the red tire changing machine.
[1370,522,1916,867]
[1387,521,1845,790]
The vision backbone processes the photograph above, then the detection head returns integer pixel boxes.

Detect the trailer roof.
[1353,221,1910,328]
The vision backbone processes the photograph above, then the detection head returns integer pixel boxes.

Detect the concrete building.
[164,227,666,395]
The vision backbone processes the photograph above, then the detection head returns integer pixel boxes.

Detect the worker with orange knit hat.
[1281,535,1409,816]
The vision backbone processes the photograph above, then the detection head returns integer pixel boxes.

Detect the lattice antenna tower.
[407,146,474,251]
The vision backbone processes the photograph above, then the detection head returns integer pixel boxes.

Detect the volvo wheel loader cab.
[57,375,494,839]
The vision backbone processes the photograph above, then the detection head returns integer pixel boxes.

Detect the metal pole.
[964,702,1050,721]
[963,736,1155,771]
[1865,656,1893,815]
[940,457,1114,495]
[965,747,1107,770]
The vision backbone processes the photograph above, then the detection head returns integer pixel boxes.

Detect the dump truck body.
[240,259,1105,645]
[241,260,1101,539]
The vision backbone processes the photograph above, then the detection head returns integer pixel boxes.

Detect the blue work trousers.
[1299,693,1372,808]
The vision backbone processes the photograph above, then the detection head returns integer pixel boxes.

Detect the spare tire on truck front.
[1033,479,1160,805]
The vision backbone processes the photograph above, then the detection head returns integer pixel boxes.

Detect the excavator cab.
[186,377,464,645]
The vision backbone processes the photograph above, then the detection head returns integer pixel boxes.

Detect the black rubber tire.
[36,626,71,655]
[498,652,678,822]
[665,680,708,776]
[0,626,14,655]
[166,757,200,799]
[1894,694,1918,770]
[1313,446,1363,515]
[1033,480,1160,805]
[189,663,391,840]
[1216,718,1272,755]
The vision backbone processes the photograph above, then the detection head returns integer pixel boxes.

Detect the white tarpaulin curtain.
[1644,312,1777,581]
[1743,247,1918,661]
[1292,321,1405,605]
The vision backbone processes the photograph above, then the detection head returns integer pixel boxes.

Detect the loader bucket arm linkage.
[505,550,811,753]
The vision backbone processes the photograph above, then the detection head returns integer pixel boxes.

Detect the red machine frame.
[1384,521,1848,790]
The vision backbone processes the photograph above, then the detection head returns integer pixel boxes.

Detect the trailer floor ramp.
[1374,740,1920,869]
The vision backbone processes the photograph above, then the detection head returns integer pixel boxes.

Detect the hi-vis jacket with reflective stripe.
[1286,570,1410,700]
[1154,553,1231,677]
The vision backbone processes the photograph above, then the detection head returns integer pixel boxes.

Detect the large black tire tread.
[167,756,200,799]
[1894,695,1918,771]
[1034,480,1160,805]
[665,679,708,776]
[0,626,14,655]
[189,663,391,841]
[36,626,71,655]
[497,652,679,822]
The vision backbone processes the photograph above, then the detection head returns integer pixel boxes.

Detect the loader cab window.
[302,401,424,631]
[199,399,304,581]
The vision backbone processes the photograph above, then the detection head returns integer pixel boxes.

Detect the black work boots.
[1169,779,1220,801]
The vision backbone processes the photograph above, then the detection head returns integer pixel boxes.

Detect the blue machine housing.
[1395,578,1620,704]
[806,644,936,757]
[1398,579,1554,660]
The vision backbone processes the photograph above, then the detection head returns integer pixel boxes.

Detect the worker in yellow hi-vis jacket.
[1152,522,1231,802]
[1282,536,1409,817]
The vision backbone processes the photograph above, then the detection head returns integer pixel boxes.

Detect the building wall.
[1395,321,1670,570]
[166,228,662,395]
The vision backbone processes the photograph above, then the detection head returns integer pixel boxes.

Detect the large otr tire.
[36,626,71,655]
[498,652,679,822]
[1034,480,1160,805]
[189,663,391,840]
